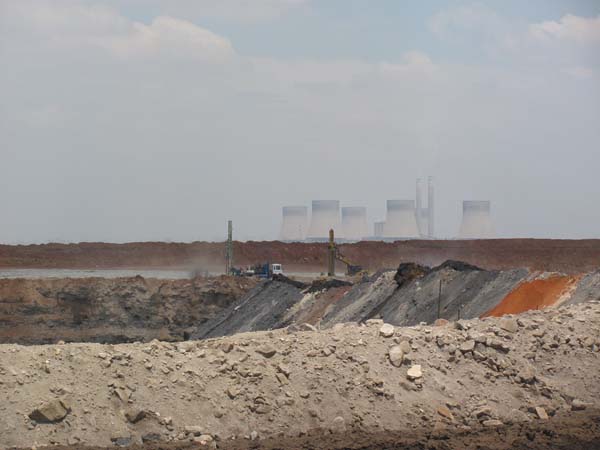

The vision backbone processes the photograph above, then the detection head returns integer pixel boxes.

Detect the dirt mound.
[0,276,257,345]
[271,274,307,289]
[1,303,599,449]
[394,262,430,287]
[305,277,352,294]
[434,259,483,272]
[2,239,600,273]
[566,271,600,305]
[322,265,528,328]
[483,275,579,317]
[191,278,306,339]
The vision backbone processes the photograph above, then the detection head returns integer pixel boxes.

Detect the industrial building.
[458,200,495,239]
[279,179,498,242]
[306,200,342,242]
[341,207,369,241]
[382,200,420,239]
[373,221,385,238]
[280,206,308,241]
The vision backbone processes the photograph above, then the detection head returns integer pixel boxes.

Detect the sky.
[1,0,599,243]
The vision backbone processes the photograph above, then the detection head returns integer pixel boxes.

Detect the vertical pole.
[328,229,336,277]
[226,220,233,275]
[437,278,442,319]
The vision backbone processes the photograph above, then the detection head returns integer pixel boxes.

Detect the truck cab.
[271,263,283,275]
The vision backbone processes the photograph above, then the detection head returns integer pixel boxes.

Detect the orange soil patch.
[483,275,578,317]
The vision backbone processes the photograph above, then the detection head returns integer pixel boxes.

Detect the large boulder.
[29,399,70,423]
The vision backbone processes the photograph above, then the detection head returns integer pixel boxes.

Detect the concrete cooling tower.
[374,221,385,238]
[458,200,495,239]
[383,200,420,239]
[307,200,341,241]
[280,206,308,241]
[341,207,368,241]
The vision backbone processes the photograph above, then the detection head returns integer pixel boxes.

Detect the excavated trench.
[0,276,258,345]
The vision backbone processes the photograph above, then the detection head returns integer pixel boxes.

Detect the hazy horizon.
[2,0,599,243]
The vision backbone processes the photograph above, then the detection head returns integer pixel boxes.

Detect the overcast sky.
[1,0,599,243]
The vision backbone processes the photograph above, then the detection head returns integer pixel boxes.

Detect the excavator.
[328,229,365,276]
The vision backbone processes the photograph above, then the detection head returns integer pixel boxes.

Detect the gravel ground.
[2,302,599,449]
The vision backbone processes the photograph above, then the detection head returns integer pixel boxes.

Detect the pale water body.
[0,269,325,280]
[0,269,196,279]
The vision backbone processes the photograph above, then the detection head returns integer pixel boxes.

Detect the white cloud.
[530,14,600,44]
[0,1,234,60]
[102,16,234,60]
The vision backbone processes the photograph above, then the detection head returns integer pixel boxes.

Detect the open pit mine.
[1,241,600,450]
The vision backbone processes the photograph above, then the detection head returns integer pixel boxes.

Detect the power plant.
[383,200,420,239]
[373,221,385,238]
[458,200,495,239]
[341,207,369,241]
[278,178,496,241]
[307,200,342,242]
[280,206,308,241]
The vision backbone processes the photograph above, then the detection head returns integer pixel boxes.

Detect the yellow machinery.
[328,229,364,276]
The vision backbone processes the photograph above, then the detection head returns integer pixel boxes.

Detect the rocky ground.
[1,302,599,449]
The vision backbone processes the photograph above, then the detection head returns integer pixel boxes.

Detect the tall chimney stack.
[416,178,423,236]
[427,176,434,238]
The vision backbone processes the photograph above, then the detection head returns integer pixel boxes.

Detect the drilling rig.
[328,229,364,277]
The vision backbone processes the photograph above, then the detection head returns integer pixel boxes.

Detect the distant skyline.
[1,0,599,242]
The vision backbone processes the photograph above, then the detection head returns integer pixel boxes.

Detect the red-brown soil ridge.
[483,275,580,318]
[1,239,600,273]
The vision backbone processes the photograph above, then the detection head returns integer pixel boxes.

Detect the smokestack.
[280,206,308,241]
[341,207,368,242]
[307,200,342,241]
[427,176,434,238]
[416,178,423,236]
[383,200,420,239]
[419,208,429,238]
[458,200,495,239]
[374,221,385,238]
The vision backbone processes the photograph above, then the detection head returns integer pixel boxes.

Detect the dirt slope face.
[483,275,580,317]
[1,303,599,449]
[2,239,600,273]
[0,276,257,345]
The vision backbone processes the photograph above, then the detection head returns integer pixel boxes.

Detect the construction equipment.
[225,220,233,275]
[235,262,283,279]
[328,229,364,276]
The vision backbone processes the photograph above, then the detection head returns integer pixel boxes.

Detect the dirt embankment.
[2,239,600,273]
[483,275,580,317]
[1,303,599,449]
[0,276,257,345]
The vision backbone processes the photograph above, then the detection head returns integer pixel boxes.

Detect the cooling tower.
[341,207,368,241]
[374,221,385,238]
[280,206,308,241]
[383,200,420,239]
[458,200,495,239]
[307,200,342,240]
